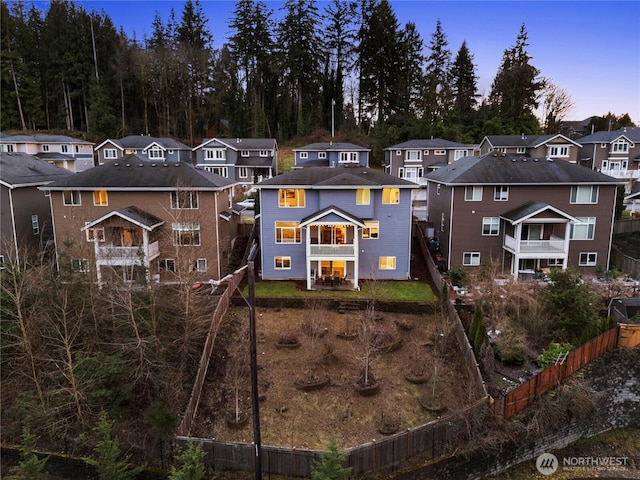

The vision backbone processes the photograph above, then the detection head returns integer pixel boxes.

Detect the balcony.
[309,244,355,257]
[600,169,640,179]
[97,241,160,264]
[504,235,566,255]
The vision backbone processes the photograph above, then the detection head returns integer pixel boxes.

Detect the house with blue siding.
[192,137,277,189]
[94,135,192,165]
[256,165,417,290]
[293,142,370,168]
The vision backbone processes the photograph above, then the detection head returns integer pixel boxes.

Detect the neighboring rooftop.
[384,139,468,149]
[0,152,73,186]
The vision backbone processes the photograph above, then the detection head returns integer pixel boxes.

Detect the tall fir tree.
[422,19,452,124]
[450,40,478,124]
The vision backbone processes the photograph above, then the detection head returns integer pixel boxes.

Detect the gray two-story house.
[293,142,370,169]
[257,165,417,290]
[0,133,95,172]
[478,134,582,162]
[94,136,192,165]
[193,137,277,189]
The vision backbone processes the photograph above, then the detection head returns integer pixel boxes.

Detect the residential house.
[94,135,192,165]
[41,155,239,285]
[0,152,73,266]
[293,142,370,169]
[192,137,277,189]
[256,165,417,290]
[425,152,623,279]
[577,127,640,193]
[0,133,95,172]
[478,134,582,162]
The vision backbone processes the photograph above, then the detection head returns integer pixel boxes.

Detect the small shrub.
[495,325,527,365]
[277,330,299,346]
[372,326,395,349]
[448,267,468,287]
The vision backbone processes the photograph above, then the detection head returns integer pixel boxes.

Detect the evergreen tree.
[169,441,206,480]
[311,436,351,480]
[395,21,424,117]
[450,40,478,123]
[11,426,48,480]
[422,19,452,124]
[469,306,482,346]
[487,23,545,134]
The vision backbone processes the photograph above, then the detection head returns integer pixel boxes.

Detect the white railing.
[97,241,160,263]
[504,235,566,254]
[309,244,355,257]
[600,169,640,179]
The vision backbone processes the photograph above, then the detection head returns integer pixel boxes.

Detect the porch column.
[305,225,312,290]
[512,223,523,279]
[353,227,360,288]
[94,239,103,286]
[563,221,572,270]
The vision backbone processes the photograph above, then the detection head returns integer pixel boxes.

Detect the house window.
[406,150,421,161]
[516,147,526,154]
[579,252,597,266]
[464,186,482,201]
[423,150,430,155]
[42,144,50,152]
[125,149,137,154]
[279,189,305,207]
[63,190,81,206]
[482,217,500,236]
[356,188,370,205]
[454,150,468,160]
[549,146,569,157]
[104,149,117,159]
[93,190,108,206]
[147,146,164,159]
[379,256,396,270]
[238,167,249,179]
[441,212,445,232]
[86,227,105,242]
[0,255,4,269]
[300,152,308,159]
[339,152,358,163]
[203,166,228,177]
[396,150,401,156]
[571,217,596,240]
[3,144,15,152]
[570,186,598,204]
[437,184,441,195]
[499,148,507,154]
[260,150,269,157]
[31,215,39,235]
[362,221,379,239]
[494,186,509,201]
[172,223,201,246]
[434,150,446,156]
[612,140,629,153]
[463,252,481,266]
[382,188,399,204]
[61,145,69,153]
[171,191,199,209]
[318,152,326,159]
[75,145,79,152]
[71,258,89,272]
[205,149,225,160]
[194,258,207,272]
[274,256,291,269]
[275,221,301,243]
[238,150,248,157]
[548,258,563,266]
[400,167,422,181]
[159,258,176,272]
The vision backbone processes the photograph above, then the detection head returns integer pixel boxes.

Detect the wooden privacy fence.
[493,326,620,419]
[611,246,640,279]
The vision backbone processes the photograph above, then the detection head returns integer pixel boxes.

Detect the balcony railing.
[97,241,160,263]
[600,169,639,179]
[504,235,566,254]
[309,244,355,257]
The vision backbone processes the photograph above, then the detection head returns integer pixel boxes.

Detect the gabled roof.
[527,134,582,148]
[294,142,370,152]
[425,152,624,186]
[82,206,164,231]
[384,139,467,150]
[0,152,73,188]
[193,137,277,151]
[42,156,237,191]
[0,133,94,145]
[257,165,416,189]
[577,127,640,145]
[480,134,580,149]
[500,201,579,225]
[299,205,366,228]
[95,136,190,151]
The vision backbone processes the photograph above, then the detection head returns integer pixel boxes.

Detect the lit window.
[482,217,499,236]
[171,191,199,209]
[434,150,446,155]
[104,149,117,159]
[275,221,301,243]
[463,252,480,266]
[63,190,81,206]
[279,189,305,207]
[172,223,201,246]
[274,256,291,269]
[571,217,595,240]
[579,252,597,266]
[464,186,482,201]
[362,221,379,239]
[159,258,176,272]
[570,186,598,204]
[32,215,39,235]
[379,256,396,270]
[194,258,207,272]
[494,186,509,201]
[93,190,108,206]
[71,258,89,272]
[382,188,399,204]
[356,189,370,205]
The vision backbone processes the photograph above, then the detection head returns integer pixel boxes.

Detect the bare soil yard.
[192,305,473,450]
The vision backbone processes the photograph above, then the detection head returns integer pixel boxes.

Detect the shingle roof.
[0,134,94,145]
[196,138,277,150]
[106,136,191,150]
[256,165,416,188]
[425,152,624,185]
[500,201,578,224]
[43,156,237,190]
[0,152,73,186]
[84,206,164,231]
[577,127,640,144]
[384,139,467,149]
[294,142,370,152]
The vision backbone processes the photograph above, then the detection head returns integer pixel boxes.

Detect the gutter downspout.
[8,188,19,266]
[215,191,221,279]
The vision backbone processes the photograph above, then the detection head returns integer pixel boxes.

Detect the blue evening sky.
[42,1,640,122]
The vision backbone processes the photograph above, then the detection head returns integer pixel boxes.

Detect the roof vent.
[522,158,527,162]
[533,158,539,162]
[139,163,144,167]
[163,163,168,167]
[114,162,119,166]
[492,153,498,157]
[125,163,131,167]
[547,157,553,162]
[511,158,517,162]
[501,153,506,157]
[151,163,156,167]
[175,163,179,167]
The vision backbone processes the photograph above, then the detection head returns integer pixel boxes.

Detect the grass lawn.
[247,280,438,302]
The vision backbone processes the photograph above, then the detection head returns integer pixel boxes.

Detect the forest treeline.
[0,0,635,154]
